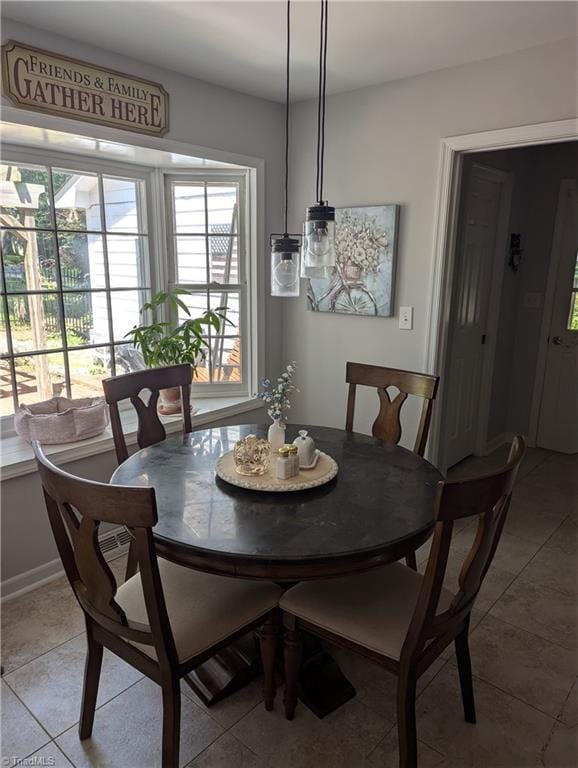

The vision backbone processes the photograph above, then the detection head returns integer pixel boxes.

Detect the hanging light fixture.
[301,0,335,279]
[271,0,301,298]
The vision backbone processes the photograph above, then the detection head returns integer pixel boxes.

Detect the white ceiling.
[3,1,576,102]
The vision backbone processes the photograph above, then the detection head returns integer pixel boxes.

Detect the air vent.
[99,527,132,559]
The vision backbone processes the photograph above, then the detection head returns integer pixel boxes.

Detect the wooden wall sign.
[1,40,169,136]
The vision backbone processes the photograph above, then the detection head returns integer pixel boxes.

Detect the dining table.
[111,423,442,717]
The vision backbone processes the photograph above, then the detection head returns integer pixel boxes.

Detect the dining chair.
[33,442,283,768]
[345,362,440,569]
[102,363,194,465]
[102,363,193,578]
[280,436,525,768]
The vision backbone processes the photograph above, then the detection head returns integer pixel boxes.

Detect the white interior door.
[537,180,578,453]
[443,163,506,468]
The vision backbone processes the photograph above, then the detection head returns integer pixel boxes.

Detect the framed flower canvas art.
[306,204,399,316]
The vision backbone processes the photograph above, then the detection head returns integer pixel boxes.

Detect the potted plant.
[126,288,226,415]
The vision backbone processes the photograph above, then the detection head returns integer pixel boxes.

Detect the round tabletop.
[111,424,442,581]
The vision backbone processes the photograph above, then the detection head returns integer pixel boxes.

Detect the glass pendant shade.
[271,236,300,297]
[300,204,336,278]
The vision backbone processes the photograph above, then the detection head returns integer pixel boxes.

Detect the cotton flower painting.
[307,205,399,316]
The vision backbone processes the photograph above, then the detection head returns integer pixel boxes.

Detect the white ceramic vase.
[267,418,286,453]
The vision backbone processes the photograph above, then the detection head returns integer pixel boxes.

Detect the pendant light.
[271,0,301,297]
[301,0,335,278]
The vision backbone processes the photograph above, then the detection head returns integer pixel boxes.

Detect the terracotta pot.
[158,386,182,415]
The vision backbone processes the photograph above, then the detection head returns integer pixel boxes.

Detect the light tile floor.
[1,448,576,767]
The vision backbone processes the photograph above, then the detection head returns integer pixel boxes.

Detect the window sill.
[0,396,263,481]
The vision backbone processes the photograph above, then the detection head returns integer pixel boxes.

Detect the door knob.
[552,336,563,346]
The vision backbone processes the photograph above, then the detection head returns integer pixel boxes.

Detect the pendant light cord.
[316,0,328,205]
[283,0,291,236]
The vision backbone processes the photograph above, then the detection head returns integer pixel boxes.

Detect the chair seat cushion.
[116,559,283,664]
[279,562,454,660]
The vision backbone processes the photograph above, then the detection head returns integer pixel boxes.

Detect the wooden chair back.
[102,364,193,463]
[345,362,440,456]
[33,442,178,667]
[403,436,526,661]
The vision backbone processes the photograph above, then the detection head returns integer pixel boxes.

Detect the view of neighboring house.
[0,172,240,414]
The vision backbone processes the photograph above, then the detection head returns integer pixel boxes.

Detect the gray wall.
[1,18,281,587]
[282,38,577,443]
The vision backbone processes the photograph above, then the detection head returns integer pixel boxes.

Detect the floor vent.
[99,527,131,560]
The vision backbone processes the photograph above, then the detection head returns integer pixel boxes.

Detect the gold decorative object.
[233,435,271,476]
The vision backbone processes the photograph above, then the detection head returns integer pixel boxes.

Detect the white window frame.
[1,144,259,434]
[164,170,251,397]
[1,145,158,429]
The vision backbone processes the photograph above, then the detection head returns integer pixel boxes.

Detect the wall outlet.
[399,306,413,330]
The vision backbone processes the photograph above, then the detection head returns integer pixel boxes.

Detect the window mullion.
[203,182,213,383]
[97,174,117,377]
[47,167,72,399]
[0,254,19,412]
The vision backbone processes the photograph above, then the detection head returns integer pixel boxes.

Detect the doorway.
[534,179,578,452]
[427,121,578,472]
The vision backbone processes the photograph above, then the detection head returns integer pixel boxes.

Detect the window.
[166,175,247,391]
[0,159,151,416]
[568,250,578,331]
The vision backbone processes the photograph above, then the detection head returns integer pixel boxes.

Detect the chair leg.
[259,610,279,711]
[161,678,181,768]
[283,615,302,721]
[79,631,103,739]
[397,669,418,768]
[455,616,476,724]
[125,537,139,580]
[405,551,417,570]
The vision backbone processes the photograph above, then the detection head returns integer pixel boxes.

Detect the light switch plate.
[399,306,413,330]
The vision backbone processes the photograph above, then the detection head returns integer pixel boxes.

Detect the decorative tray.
[215,450,338,492]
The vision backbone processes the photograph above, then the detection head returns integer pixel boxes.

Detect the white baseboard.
[477,432,515,457]
[1,545,128,602]
[1,557,64,601]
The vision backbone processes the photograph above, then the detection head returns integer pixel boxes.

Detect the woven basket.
[14,396,109,444]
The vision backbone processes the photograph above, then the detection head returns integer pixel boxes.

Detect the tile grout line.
[46,675,146,742]
[451,660,574,723]
[2,677,53,761]
[463,609,577,658]
[441,666,558,726]
[2,629,86,677]
[429,447,576,736]
[181,681,263,733]
[482,450,575,608]
[184,722,264,767]
[1,561,129,677]
[499,513,572,597]
[364,721,397,762]
[554,677,578,724]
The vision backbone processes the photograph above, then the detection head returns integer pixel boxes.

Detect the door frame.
[529,178,578,445]
[425,118,578,471]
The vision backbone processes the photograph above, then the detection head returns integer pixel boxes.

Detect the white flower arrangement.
[257,361,298,421]
[335,210,389,274]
